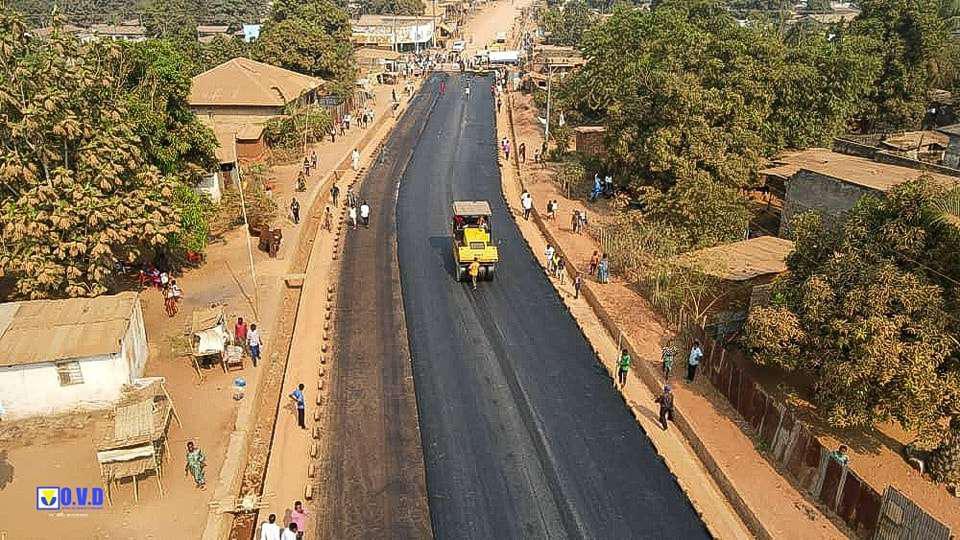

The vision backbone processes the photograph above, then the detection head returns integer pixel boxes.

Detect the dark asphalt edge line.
[498,100,714,536]
[386,74,446,540]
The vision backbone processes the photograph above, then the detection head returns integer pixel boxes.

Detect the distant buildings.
[937,124,960,169]
[352,15,436,51]
[88,23,148,42]
[0,293,148,420]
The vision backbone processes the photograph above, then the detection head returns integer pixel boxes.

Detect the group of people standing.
[259,502,308,540]
[587,250,610,284]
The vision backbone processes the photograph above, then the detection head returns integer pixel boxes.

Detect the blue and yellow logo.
[36,487,60,510]
[36,486,104,511]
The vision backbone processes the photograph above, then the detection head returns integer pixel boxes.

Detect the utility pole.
[544,61,555,143]
[234,135,260,319]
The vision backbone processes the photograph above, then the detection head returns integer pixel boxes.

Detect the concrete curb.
[501,91,772,540]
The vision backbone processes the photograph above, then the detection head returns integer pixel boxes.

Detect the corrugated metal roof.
[677,236,795,282]
[760,148,958,191]
[0,292,139,367]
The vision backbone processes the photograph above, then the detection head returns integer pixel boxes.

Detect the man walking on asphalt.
[655,385,674,430]
[617,348,631,387]
[289,383,306,429]
[687,340,703,382]
[330,184,340,206]
[248,324,262,367]
[360,200,371,228]
[469,258,480,290]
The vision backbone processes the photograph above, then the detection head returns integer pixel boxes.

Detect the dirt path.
[312,85,436,540]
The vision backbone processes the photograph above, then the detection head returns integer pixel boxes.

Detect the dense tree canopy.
[12,0,266,28]
[0,16,184,298]
[561,0,877,247]
[847,0,953,131]
[541,0,599,47]
[359,0,425,16]
[744,180,960,445]
[255,0,356,97]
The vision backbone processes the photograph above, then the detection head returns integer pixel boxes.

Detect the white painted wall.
[0,309,149,420]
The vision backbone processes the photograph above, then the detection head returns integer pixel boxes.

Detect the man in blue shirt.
[687,340,703,382]
[289,383,306,429]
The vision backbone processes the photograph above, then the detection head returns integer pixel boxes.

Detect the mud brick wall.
[574,127,606,159]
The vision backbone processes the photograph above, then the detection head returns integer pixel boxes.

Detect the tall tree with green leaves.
[541,0,599,47]
[744,180,960,478]
[360,0,425,15]
[0,16,182,298]
[848,0,952,131]
[255,0,356,97]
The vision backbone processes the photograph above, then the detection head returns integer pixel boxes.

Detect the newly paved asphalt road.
[397,73,708,539]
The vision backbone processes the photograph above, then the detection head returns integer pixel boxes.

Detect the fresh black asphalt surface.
[396,73,709,539]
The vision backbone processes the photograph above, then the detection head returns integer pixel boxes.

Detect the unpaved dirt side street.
[396,73,708,538]
[314,89,436,539]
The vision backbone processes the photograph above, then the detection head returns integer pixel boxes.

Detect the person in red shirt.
[235,317,248,352]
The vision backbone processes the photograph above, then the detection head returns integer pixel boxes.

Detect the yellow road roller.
[452,201,499,282]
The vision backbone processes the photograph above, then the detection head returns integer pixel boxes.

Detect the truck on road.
[452,201,499,282]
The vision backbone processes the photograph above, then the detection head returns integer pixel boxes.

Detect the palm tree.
[931,186,960,230]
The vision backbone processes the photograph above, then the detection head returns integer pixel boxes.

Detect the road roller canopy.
[452,201,492,217]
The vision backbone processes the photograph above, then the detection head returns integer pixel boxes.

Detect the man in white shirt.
[351,148,360,171]
[349,206,358,229]
[360,201,371,228]
[281,523,299,540]
[521,193,533,220]
[687,340,703,382]
[247,324,262,367]
[259,514,281,540]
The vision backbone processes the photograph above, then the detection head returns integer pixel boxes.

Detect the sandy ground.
[0,84,397,539]
[503,88,849,538]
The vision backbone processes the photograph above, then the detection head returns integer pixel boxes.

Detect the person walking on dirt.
[235,317,248,353]
[289,383,306,429]
[655,385,674,431]
[521,192,533,220]
[290,197,301,225]
[686,340,703,382]
[617,348,631,387]
[248,323,262,367]
[303,156,311,177]
[349,205,358,229]
[296,171,306,193]
[311,150,317,169]
[544,244,555,272]
[185,441,206,489]
[469,258,481,290]
[574,274,583,299]
[290,500,307,539]
[519,142,526,164]
[331,184,340,206]
[360,200,371,228]
[260,514,281,540]
[323,205,333,231]
[597,254,610,283]
[352,148,360,171]
[497,97,502,114]
[556,256,566,284]
[662,344,677,380]
[588,250,600,276]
